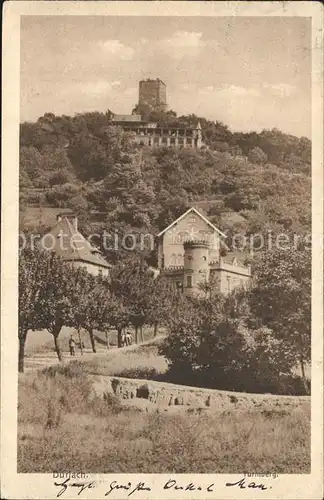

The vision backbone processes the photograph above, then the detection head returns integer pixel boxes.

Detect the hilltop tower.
[183,240,210,297]
[138,78,167,116]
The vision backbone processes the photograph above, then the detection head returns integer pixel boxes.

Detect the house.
[45,213,111,276]
[157,207,251,296]
[157,207,225,269]
[110,79,204,148]
[111,115,203,149]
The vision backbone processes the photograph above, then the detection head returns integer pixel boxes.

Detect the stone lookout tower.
[183,240,210,297]
[138,78,167,115]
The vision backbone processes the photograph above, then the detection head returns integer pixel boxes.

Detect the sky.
[20,16,311,137]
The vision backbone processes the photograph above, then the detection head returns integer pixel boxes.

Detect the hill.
[19,111,311,263]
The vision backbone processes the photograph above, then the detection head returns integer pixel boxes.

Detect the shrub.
[48,169,76,186]
[19,363,122,430]
[160,293,310,395]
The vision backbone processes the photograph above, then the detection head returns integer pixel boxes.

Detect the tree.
[18,247,52,372]
[42,146,74,174]
[20,146,45,186]
[250,248,311,393]
[147,275,176,336]
[103,290,129,348]
[48,169,76,186]
[67,267,91,355]
[248,146,268,165]
[19,169,33,189]
[159,286,309,394]
[159,292,250,387]
[109,256,156,343]
[67,134,110,181]
[69,270,110,353]
[36,255,78,361]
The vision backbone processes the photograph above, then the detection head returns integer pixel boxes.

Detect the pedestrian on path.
[126,331,133,346]
[69,334,76,356]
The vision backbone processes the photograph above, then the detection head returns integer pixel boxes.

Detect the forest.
[19,109,311,264]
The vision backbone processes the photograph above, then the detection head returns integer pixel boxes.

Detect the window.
[188,215,196,223]
[187,276,192,288]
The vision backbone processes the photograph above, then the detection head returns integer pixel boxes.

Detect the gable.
[164,211,213,242]
[158,207,226,239]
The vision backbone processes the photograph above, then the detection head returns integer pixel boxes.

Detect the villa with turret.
[157,207,251,296]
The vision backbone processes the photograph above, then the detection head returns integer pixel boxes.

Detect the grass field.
[24,326,158,356]
[70,338,168,379]
[18,363,311,474]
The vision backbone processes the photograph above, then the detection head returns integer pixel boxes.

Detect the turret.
[183,240,210,297]
[196,122,202,148]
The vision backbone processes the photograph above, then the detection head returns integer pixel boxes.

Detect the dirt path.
[24,348,105,371]
[24,337,163,372]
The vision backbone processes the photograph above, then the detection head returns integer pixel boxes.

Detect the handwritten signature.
[226,477,269,490]
[105,481,151,497]
[54,477,97,497]
[54,478,152,497]
[54,476,271,497]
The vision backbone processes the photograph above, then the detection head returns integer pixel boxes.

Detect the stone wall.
[90,375,309,413]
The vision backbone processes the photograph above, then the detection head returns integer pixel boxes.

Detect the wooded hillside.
[20,110,311,259]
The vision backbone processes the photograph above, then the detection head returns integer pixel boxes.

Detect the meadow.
[18,362,310,474]
[69,338,169,379]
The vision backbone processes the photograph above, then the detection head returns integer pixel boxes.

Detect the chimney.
[68,214,78,232]
[57,212,78,231]
[73,217,78,231]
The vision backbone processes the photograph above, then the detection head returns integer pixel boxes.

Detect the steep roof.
[157,207,226,238]
[46,217,111,269]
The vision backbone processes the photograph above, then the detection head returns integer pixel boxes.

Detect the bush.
[44,183,80,206]
[48,169,76,186]
[159,293,310,395]
[18,363,122,429]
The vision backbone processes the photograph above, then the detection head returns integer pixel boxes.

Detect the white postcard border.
[1,2,323,499]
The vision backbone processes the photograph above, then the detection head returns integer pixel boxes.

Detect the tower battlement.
[183,239,210,249]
